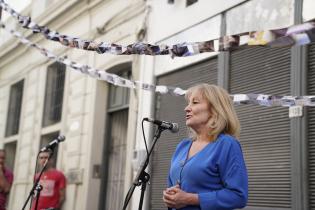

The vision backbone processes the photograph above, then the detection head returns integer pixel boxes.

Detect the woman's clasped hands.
[163,184,187,209]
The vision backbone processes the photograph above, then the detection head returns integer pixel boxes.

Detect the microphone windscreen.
[171,123,179,133]
[58,135,66,141]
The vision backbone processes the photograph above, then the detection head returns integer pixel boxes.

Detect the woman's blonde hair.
[185,83,240,139]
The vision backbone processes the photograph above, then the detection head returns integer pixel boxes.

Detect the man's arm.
[0,166,11,193]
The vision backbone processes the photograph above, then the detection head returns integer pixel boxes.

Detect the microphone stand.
[122,126,165,210]
[21,149,54,210]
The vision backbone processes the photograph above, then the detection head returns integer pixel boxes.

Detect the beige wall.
[0,0,145,210]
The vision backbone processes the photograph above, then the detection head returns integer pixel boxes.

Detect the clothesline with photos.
[1,0,315,57]
[1,21,315,108]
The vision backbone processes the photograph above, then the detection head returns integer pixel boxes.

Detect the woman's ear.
[208,113,217,129]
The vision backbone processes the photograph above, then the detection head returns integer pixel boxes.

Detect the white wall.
[149,0,295,78]
[226,0,294,35]
[303,0,315,21]
[148,0,246,43]
[153,15,221,76]
[0,0,31,21]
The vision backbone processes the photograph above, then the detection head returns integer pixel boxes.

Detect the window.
[167,0,197,7]
[4,141,17,171]
[103,110,128,210]
[99,67,131,210]
[42,62,66,127]
[5,80,24,137]
[186,0,198,7]
[108,70,131,111]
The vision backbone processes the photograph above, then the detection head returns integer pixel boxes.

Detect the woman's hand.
[163,185,189,209]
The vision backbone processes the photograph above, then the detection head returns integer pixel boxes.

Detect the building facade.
[1,0,315,210]
[0,0,146,209]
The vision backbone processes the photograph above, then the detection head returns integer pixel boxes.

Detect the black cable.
[141,119,149,158]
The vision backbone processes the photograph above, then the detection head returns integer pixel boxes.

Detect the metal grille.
[5,80,24,137]
[308,43,315,210]
[104,109,128,210]
[150,58,218,210]
[230,46,291,209]
[42,63,66,127]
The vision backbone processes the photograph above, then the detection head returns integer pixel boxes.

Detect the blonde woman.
[163,84,248,210]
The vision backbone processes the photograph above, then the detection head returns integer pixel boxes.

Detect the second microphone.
[143,118,179,133]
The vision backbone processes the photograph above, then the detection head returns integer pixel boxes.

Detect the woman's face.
[185,90,211,130]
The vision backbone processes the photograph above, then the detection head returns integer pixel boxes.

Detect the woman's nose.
[184,105,190,112]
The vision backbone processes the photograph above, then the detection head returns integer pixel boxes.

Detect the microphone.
[144,118,179,133]
[40,135,66,152]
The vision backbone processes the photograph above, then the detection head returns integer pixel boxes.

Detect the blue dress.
[168,133,248,210]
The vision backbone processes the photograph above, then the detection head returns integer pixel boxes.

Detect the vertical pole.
[290,0,309,209]
[218,12,230,90]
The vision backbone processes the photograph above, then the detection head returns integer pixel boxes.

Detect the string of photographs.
[0,22,185,95]
[1,0,315,57]
[2,21,315,107]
